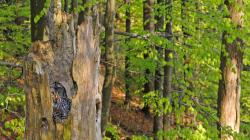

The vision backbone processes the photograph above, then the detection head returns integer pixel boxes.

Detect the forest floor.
[110,87,154,139]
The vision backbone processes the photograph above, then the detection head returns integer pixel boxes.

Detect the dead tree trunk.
[218,1,244,140]
[24,0,101,139]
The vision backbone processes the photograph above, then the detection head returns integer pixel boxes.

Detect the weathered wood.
[24,41,55,140]
[72,18,100,140]
[25,0,101,139]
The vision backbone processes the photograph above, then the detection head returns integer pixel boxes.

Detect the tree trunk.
[101,0,116,135]
[153,0,164,139]
[163,0,174,138]
[181,0,189,104]
[218,1,243,140]
[71,0,78,29]
[142,0,155,115]
[30,0,46,41]
[64,0,68,12]
[24,0,101,139]
[124,0,132,106]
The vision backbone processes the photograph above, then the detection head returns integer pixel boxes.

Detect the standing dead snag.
[24,0,101,139]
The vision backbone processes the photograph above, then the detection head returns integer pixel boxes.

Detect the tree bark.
[153,0,164,139]
[163,0,174,138]
[142,0,155,115]
[124,0,132,106]
[64,0,68,12]
[218,0,244,140]
[181,0,189,101]
[143,0,155,32]
[71,0,78,29]
[30,0,46,41]
[101,0,116,135]
[25,0,101,139]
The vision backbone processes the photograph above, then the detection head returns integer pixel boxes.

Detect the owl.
[50,82,71,123]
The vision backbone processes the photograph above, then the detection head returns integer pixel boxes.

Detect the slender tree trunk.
[71,0,78,10]
[124,0,132,106]
[78,0,90,25]
[163,0,173,137]
[181,0,189,106]
[143,0,155,32]
[64,0,68,12]
[142,0,155,115]
[153,0,164,139]
[101,0,116,135]
[71,0,78,28]
[30,0,46,41]
[218,1,243,140]
[181,0,188,35]
[25,0,101,139]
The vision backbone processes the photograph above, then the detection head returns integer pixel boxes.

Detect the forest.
[0,0,250,140]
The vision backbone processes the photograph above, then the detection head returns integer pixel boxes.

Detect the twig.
[0,60,23,68]
[114,31,150,39]
[114,31,175,39]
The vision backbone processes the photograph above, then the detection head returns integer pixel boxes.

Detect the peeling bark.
[218,1,243,140]
[218,35,243,140]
